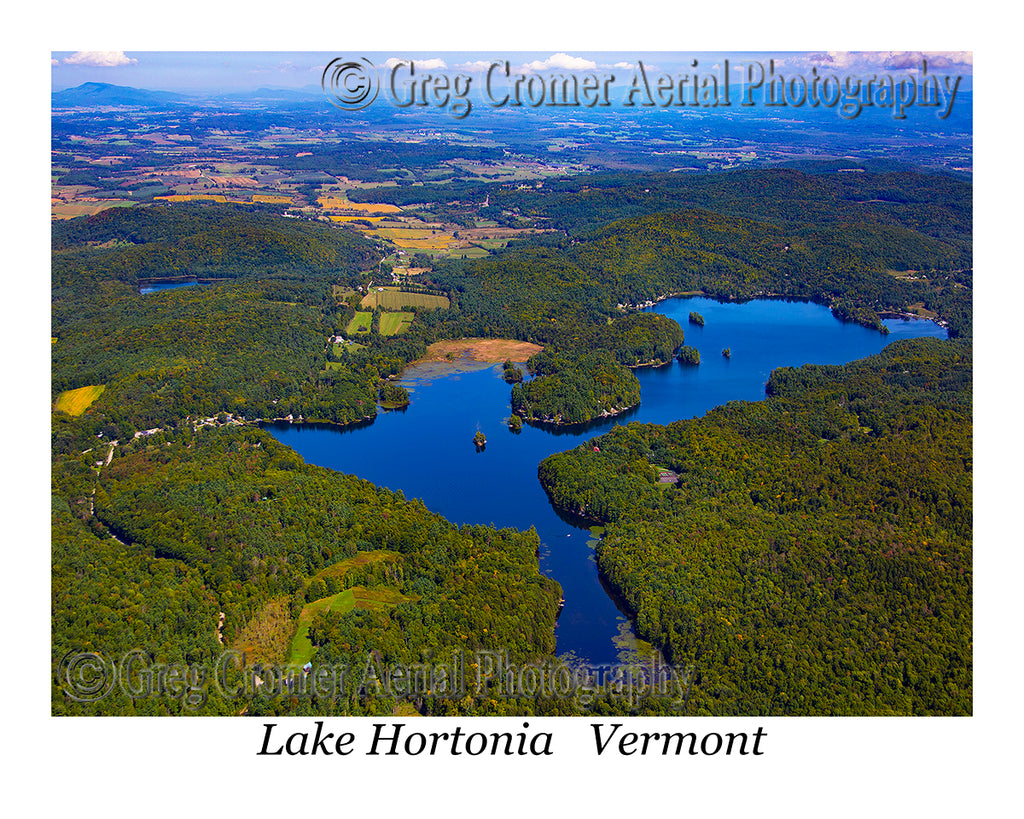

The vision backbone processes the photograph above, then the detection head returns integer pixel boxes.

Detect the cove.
[266,297,948,665]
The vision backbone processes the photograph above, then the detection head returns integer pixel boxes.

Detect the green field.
[450,246,490,259]
[54,384,105,416]
[287,585,411,668]
[472,239,508,250]
[345,311,373,334]
[360,287,450,311]
[379,311,415,336]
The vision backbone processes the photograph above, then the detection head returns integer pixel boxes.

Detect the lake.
[139,280,203,295]
[266,297,948,665]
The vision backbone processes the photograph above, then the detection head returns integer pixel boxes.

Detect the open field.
[155,194,229,203]
[252,194,294,204]
[54,384,105,416]
[312,550,401,582]
[379,311,414,336]
[360,287,450,311]
[329,214,384,223]
[345,312,373,334]
[318,197,401,213]
[420,338,543,363]
[287,585,411,668]
[51,200,135,219]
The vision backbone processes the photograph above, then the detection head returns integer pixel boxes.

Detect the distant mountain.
[51,82,191,107]
[214,86,321,102]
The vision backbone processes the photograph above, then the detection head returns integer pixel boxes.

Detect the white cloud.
[521,53,598,72]
[50,58,59,66]
[384,57,447,70]
[62,51,137,67]
[802,51,972,73]
[613,61,635,70]
[455,60,498,73]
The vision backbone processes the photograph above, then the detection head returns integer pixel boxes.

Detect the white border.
[18,1,1016,814]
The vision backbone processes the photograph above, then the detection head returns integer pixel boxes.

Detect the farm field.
[54,384,105,416]
[329,214,384,223]
[345,311,373,334]
[359,287,450,311]
[371,227,457,250]
[318,197,401,214]
[51,200,135,219]
[379,311,414,336]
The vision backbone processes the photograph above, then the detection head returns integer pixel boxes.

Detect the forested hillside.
[54,427,562,715]
[539,338,972,714]
[52,166,972,716]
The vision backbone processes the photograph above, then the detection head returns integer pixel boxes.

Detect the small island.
[473,430,487,449]
[677,346,700,365]
[722,347,731,359]
[508,414,523,432]
[689,311,705,326]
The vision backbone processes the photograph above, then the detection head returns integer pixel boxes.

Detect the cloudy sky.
[50,51,973,94]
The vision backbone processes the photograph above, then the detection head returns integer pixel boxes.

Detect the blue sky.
[50,51,973,94]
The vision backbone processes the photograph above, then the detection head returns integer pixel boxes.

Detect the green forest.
[538,338,972,714]
[52,165,972,716]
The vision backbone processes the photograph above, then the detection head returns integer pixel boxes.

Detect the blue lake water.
[266,297,948,664]
[139,281,204,294]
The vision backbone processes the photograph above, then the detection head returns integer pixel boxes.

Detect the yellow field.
[252,194,294,204]
[155,194,228,203]
[318,197,401,213]
[329,214,384,223]
[393,237,457,249]
[55,385,105,416]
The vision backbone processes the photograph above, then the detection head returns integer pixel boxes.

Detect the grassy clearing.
[379,311,414,336]
[55,384,105,416]
[287,584,410,668]
[313,550,401,582]
[345,312,373,334]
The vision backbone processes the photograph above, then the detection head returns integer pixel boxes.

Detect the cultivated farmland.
[345,311,373,334]
[359,287,450,311]
[379,311,414,336]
